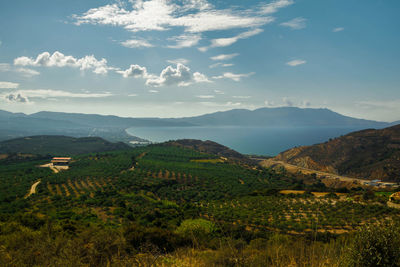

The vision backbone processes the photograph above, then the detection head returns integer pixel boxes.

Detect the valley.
[1,135,399,266]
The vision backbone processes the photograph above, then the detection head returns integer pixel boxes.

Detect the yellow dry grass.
[61,184,70,197]
[55,184,62,196]
[47,183,55,195]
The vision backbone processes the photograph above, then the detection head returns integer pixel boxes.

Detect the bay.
[126,126,367,156]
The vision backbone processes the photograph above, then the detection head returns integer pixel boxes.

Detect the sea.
[126,126,368,156]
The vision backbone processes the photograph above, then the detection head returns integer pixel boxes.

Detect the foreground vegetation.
[1,142,399,266]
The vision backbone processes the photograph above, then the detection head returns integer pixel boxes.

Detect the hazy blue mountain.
[171,107,389,127]
[31,111,194,128]
[0,107,394,143]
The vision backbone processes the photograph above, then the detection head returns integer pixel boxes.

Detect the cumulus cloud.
[286,59,306,66]
[14,51,112,74]
[73,1,274,33]
[333,27,344,32]
[167,34,202,48]
[213,72,254,82]
[280,17,307,30]
[4,93,29,103]
[210,53,239,61]
[200,28,263,51]
[260,0,294,14]
[121,39,154,48]
[117,64,149,78]
[119,63,210,87]
[0,81,19,89]
[146,63,209,87]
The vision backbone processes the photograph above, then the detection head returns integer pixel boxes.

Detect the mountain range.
[0,107,397,143]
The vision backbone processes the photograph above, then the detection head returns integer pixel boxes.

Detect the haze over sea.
[127,126,366,156]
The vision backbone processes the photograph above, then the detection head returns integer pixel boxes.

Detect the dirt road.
[26,180,41,198]
[260,159,371,187]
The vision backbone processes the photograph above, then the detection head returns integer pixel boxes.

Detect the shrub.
[344,221,400,266]
[175,219,217,247]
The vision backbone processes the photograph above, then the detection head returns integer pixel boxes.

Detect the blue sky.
[0,0,399,121]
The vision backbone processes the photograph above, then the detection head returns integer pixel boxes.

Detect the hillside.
[274,124,400,182]
[163,139,255,165]
[0,135,130,156]
[1,141,399,266]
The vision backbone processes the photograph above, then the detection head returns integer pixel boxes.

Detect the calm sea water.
[126,126,365,156]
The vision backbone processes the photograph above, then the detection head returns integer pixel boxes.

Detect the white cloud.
[333,27,344,32]
[209,63,234,68]
[264,100,275,107]
[16,68,40,77]
[300,100,311,107]
[200,28,263,51]
[259,0,294,14]
[128,94,138,97]
[264,98,311,108]
[214,89,224,94]
[210,53,239,61]
[167,58,189,65]
[193,72,211,83]
[119,63,210,87]
[0,63,40,77]
[213,72,254,82]
[196,95,215,99]
[121,39,154,48]
[282,97,294,106]
[117,64,149,78]
[167,34,201,48]
[286,59,306,66]
[232,95,251,99]
[73,1,273,34]
[280,17,307,30]
[148,89,159,93]
[0,81,19,89]
[6,89,113,99]
[146,63,209,87]
[14,51,112,74]
[199,101,242,107]
[4,93,29,103]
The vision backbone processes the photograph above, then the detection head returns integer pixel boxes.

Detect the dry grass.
[61,184,70,197]
[67,180,80,197]
[55,184,62,196]
[47,183,55,195]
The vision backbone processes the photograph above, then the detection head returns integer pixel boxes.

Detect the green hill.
[0,135,130,156]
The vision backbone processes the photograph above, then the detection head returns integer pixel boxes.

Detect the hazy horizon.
[1,106,398,123]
